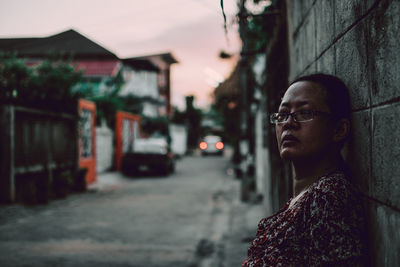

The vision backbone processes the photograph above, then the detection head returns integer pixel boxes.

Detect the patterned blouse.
[242,172,368,266]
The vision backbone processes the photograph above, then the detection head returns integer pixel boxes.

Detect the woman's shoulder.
[305,171,364,214]
[311,171,355,196]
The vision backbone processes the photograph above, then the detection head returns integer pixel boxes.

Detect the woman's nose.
[281,114,299,130]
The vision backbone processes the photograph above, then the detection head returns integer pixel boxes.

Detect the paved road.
[0,152,254,267]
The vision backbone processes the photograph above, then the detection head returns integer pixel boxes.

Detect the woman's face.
[275,81,335,161]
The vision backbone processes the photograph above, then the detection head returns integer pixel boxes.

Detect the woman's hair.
[291,73,351,121]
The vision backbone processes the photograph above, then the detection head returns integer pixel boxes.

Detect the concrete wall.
[169,124,188,156]
[287,0,399,265]
[96,123,114,173]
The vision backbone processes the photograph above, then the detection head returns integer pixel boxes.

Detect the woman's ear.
[333,118,350,143]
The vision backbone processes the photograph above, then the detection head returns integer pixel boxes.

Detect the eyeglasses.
[270,110,331,124]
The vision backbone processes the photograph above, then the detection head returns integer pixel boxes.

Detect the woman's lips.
[281,135,299,147]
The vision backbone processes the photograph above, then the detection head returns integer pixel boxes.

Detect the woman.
[242,74,368,266]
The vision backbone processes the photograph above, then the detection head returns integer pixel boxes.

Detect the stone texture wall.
[286,0,399,265]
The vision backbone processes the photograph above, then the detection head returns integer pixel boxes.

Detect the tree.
[0,53,32,99]
[185,96,202,149]
[0,53,83,113]
[140,116,170,137]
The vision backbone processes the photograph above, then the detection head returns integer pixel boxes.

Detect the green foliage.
[90,93,149,128]
[0,53,83,111]
[32,58,83,101]
[109,69,124,96]
[0,53,32,99]
[247,14,269,52]
[84,67,143,127]
[236,0,278,54]
[91,94,124,128]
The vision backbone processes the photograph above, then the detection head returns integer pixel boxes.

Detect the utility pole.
[238,0,252,202]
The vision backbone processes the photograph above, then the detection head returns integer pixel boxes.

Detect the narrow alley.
[0,151,264,267]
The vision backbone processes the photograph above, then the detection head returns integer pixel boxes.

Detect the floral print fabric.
[242,172,367,266]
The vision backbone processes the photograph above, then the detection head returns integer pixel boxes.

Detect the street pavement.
[0,150,266,267]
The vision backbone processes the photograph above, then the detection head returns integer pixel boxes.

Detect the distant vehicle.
[121,137,175,176]
[199,135,224,156]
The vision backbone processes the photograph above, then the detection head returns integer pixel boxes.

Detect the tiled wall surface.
[288,0,399,265]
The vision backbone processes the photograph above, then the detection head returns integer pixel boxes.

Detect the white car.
[121,137,175,176]
[199,135,224,156]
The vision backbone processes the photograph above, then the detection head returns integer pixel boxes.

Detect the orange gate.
[78,99,97,184]
[115,111,141,171]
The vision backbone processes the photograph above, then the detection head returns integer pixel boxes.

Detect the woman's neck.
[292,153,343,197]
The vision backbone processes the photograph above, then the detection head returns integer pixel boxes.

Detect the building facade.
[120,58,160,118]
[133,53,178,117]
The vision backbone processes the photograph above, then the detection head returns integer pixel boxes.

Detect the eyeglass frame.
[269,110,332,124]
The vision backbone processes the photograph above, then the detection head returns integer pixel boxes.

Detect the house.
[120,58,160,118]
[0,29,122,96]
[130,53,178,117]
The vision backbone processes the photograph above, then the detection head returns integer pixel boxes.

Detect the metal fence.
[0,104,79,203]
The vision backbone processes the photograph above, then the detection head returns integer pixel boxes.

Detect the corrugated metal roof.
[0,29,118,60]
[74,60,121,77]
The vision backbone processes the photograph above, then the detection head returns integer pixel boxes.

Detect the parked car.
[121,137,175,176]
[199,135,224,156]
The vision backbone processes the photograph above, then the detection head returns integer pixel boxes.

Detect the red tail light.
[199,141,208,150]
[216,141,224,150]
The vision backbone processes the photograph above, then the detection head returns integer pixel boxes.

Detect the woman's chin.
[279,148,301,161]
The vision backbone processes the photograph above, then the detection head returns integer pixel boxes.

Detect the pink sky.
[0,0,241,109]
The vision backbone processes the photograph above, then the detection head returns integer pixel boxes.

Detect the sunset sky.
[0,0,242,109]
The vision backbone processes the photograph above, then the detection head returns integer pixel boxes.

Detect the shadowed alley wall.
[286,0,399,265]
